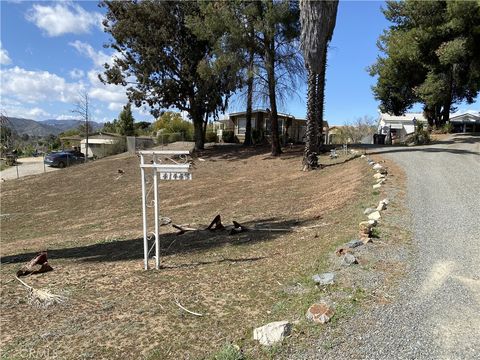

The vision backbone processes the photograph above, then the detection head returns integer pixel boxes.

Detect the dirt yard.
[0,156,59,181]
[1,145,382,359]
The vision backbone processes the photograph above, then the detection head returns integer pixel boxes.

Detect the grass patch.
[1,145,374,359]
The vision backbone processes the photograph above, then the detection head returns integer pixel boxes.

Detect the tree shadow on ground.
[367,146,478,156]
[197,144,334,163]
[0,217,314,265]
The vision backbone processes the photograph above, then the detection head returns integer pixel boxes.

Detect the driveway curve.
[343,134,479,359]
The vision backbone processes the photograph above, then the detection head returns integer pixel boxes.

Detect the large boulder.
[253,321,292,346]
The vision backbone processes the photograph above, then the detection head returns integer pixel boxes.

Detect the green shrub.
[205,131,218,143]
[442,122,454,134]
[210,343,244,360]
[412,123,431,145]
[222,130,236,143]
[252,129,265,144]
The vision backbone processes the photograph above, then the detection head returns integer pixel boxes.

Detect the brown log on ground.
[16,252,53,277]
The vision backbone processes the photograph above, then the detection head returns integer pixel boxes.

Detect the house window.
[237,118,256,135]
[237,118,246,135]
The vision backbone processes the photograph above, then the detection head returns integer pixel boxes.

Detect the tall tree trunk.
[315,47,327,150]
[442,68,453,125]
[303,68,319,170]
[203,112,209,144]
[190,102,205,151]
[243,48,255,146]
[265,33,282,156]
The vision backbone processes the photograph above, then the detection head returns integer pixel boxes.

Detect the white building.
[378,110,480,143]
[377,112,427,143]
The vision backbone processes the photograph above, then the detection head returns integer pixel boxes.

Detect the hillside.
[41,119,102,132]
[6,117,61,137]
[6,117,102,137]
[0,145,384,359]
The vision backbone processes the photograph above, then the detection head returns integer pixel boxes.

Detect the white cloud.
[26,107,50,118]
[86,70,128,108]
[0,66,83,104]
[26,3,103,37]
[69,68,85,80]
[70,40,112,68]
[107,102,124,111]
[0,102,50,120]
[0,42,12,65]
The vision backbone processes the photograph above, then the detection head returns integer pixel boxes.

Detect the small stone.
[362,237,373,244]
[377,201,386,211]
[373,183,381,189]
[361,155,366,158]
[373,163,383,170]
[312,272,335,285]
[253,321,292,346]
[306,302,335,324]
[346,239,363,248]
[376,178,386,184]
[373,173,385,179]
[359,221,373,230]
[378,168,388,175]
[363,207,375,215]
[368,219,378,226]
[341,253,358,266]
[335,247,352,257]
[368,211,381,221]
[382,198,389,205]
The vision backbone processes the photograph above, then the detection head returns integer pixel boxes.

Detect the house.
[226,109,329,144]
[449,111,480,133]
[80,132,126,159]
[378,110,480,142]
[377,112,428,143]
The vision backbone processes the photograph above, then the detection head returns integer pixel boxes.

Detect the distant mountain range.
[5,117,102,137]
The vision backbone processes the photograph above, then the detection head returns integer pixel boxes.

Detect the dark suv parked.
[44,150,85,168]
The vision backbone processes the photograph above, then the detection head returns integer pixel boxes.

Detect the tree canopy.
[117,103,135,136]
[100,0,239,150]
[370,0,480,126]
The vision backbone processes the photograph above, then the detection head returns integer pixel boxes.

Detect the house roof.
[228,108,295,119]
[450,111,480,123]
[379,112,427,122]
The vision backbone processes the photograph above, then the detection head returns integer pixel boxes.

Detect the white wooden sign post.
[139,150,192,270]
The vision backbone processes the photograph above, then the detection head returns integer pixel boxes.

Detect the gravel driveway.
[296,134,480,360]
[0,157,59,180]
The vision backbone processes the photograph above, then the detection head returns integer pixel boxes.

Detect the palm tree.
[300,0,339,170]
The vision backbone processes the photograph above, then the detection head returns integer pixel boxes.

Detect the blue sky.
[1,1,478,126]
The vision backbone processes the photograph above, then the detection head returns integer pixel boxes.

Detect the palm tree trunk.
[315,47,327,150]
[303,68,319,170]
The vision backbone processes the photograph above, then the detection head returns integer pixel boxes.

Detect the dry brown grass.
[1,145,374,359]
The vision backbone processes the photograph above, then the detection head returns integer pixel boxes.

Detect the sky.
[1,1,478,126]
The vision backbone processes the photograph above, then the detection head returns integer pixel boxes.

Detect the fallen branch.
[172,224,197,235]
[174,298,204,317]
[15,276,67,308]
